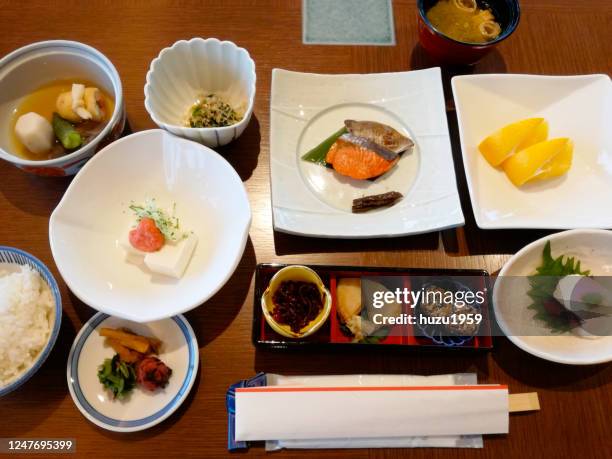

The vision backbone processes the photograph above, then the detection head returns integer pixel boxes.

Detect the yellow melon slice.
[531,140,573,182]
[503,138,570,187]
[478,118,546,167]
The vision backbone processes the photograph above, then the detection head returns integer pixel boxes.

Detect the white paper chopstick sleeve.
[235,385,509,441]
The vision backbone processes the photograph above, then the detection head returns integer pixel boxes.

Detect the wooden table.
[1,1,610,457]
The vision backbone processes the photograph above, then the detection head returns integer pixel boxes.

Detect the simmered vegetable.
[52,112,82,149]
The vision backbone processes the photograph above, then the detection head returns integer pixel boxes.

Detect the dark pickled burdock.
[272,281,323,333]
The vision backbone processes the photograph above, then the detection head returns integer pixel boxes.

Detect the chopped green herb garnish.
[129,198,186,242]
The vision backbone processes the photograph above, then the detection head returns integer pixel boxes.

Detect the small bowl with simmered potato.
[0,40,125,176]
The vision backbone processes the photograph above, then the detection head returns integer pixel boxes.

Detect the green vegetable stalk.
[301,126,347,166]
[52,113,82,150]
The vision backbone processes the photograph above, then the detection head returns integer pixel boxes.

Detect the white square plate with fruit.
[452,73,612,229]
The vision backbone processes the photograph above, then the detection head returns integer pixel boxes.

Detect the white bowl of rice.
[0,247,62,396]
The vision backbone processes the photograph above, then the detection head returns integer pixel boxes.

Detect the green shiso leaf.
[527,241,590,334]
[301,126,347,166]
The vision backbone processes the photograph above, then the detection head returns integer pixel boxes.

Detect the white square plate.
[452,74,612,229]
[270,68,464,238]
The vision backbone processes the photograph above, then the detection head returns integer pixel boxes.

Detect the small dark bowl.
[417,0,520,65]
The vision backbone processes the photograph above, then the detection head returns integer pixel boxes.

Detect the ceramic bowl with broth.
[417,0,520,65]
[0,41,125,176]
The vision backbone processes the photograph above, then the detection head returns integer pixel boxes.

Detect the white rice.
[0,264,54,387]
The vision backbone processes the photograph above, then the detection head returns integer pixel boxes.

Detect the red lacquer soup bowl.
[417,0,520,65]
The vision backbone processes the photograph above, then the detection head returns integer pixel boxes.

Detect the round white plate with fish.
[67,313,198,432]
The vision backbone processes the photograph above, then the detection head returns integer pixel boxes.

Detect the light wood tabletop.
[0,0,610,457]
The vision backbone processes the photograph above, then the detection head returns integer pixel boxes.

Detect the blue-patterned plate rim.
[0,246,62,397]
[66,312,198,432]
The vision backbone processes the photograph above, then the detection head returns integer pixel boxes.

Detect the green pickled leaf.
[97,353,136,399]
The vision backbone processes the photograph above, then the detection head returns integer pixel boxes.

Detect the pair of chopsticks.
[509,393,540,413]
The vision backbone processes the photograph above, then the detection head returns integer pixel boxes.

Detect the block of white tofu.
[144,233,198,278]
[15,112,54,154]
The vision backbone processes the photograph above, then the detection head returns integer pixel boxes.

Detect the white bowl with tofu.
[0,40,125,176]
[49,129,251,322]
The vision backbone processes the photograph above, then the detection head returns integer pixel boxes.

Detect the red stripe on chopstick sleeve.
[236,385,508,393]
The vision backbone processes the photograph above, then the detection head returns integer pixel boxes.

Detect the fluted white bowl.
[144,38,256,148]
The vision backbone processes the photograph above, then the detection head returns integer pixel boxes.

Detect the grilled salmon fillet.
[326,135,399,180]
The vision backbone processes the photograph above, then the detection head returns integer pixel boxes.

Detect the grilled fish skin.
[344,120,414,154]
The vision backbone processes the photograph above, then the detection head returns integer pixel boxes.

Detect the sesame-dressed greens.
[129,198,187,242]
[186,94,242,128]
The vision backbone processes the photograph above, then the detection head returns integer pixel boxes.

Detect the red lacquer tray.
[252,264,494,351]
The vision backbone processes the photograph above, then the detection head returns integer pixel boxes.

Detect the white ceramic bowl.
[493,229,612,365]
[0,40,125,176]
[144,38,256,148]
[49,129,251,322]
[0,246,62,396]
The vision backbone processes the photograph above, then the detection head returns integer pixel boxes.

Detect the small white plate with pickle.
[67,313,198,432]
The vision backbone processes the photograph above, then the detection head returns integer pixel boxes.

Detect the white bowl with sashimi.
[49,129,251,322]
[493,229,612,365]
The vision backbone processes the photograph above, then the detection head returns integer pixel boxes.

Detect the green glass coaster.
[303,0,396,46]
